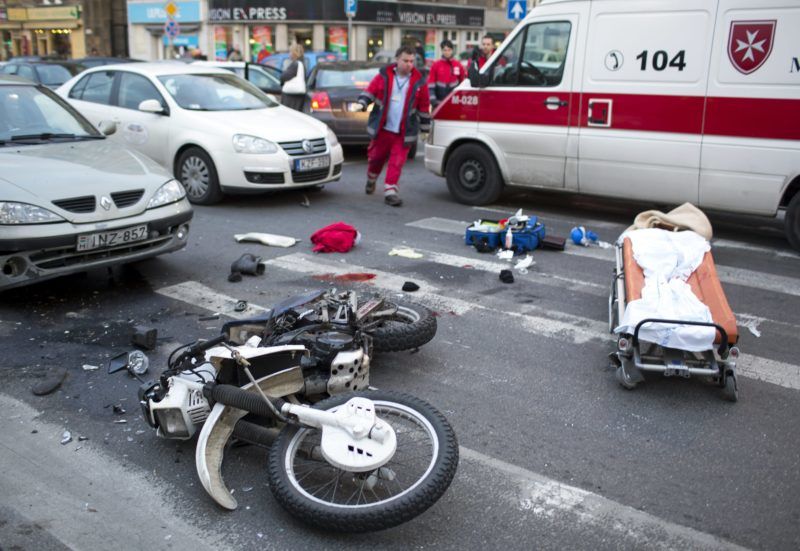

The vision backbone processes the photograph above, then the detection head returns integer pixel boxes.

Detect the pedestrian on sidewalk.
[428,39,464,108]
[356,46,431,207]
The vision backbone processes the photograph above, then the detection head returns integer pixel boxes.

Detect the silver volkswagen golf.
[0,75,193,291]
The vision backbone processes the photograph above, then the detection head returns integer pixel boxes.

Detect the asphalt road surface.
[1,147,798,550]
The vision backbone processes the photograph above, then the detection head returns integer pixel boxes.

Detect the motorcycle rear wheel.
[267,390,458,532]
[364,298,437,352]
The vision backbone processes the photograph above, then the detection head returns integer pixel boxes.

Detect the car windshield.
[158,73,278,111]
[0,84,102,144]
[315,67,380,89]
[36,64,74,86]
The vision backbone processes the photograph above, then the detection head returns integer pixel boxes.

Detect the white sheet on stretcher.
[615,229,717,351]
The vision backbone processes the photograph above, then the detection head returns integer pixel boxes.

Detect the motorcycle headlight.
[154,408,190,439]
[233,134,278,154]
[147,179,186,209]
[0,201,65,225]
[326,128,339,148]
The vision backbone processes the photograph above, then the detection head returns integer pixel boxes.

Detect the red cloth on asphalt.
[310,222,360,253]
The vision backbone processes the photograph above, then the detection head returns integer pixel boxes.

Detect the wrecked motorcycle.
[136,289,457,532]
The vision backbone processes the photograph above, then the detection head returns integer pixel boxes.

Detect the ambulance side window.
[490,21,571,87]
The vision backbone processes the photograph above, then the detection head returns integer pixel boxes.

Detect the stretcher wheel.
[616,365,637,390]
[721,373,738,402]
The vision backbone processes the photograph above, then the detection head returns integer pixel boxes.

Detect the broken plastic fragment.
[388,246,423,259]
[497,250,514,261]
[82,364,100,371]
[112,404,126,415]
[514,255,534,274]
[61,430,72,445]
[234,232,299,248]
[113,419,128,424]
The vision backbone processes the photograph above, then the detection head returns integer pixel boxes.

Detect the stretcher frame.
[608,238,740,401]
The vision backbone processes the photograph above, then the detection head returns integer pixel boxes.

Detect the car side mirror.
[138,99,165,114]
[467,60,491,88]
[97,120,117,136]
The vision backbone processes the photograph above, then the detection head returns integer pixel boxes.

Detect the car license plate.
[295,155,331,172]
[76,224,148,252]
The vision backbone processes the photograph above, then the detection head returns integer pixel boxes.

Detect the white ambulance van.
[424,0,800,249]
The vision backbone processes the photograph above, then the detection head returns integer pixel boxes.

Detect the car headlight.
[232,134,278,154]
[0,201,65,224]
[147,179,186,209]
[326,128,339,147]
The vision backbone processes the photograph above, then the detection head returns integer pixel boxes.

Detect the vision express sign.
[208,0,484,27]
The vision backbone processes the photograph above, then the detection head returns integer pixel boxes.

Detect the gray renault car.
[0,75,193,291]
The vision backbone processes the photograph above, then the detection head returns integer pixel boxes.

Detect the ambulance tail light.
[310,92,331,112]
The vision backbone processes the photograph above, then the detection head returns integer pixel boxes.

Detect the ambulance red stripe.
[434,90,800,141]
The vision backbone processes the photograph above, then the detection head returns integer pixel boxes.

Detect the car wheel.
[445,143,503,205]
[176,147,223,205]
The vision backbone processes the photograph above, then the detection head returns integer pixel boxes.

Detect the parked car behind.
[0,75,192,291]
[1,61,85,88]
[260,50,342,75]
[190,60,282,96]
[73,56,143,68]
[57,63,344,205]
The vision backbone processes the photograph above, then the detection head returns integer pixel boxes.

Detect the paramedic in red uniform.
[356,46,431,207]
[428,39,464,108]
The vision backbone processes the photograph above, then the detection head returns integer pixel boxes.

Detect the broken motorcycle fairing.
[137,289,456,532]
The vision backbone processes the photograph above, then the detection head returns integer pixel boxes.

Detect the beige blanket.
[626,202,713,240]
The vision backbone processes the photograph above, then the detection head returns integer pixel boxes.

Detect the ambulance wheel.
[722,373,738,402]
[786,192,800,251]
[446,143,503,205]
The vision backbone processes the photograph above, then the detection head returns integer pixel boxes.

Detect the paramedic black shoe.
[384,194,403,207]
[365,179,376,194]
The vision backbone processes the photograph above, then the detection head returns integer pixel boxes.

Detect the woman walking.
[280,43,307,111]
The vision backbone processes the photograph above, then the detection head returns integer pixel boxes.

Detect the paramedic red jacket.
[428,56,465,106]
[357,63,431,145]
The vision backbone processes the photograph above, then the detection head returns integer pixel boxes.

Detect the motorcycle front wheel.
[267,390,458,532]
[363,298,437,352]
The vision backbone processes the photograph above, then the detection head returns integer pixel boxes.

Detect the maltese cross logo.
[728,20,776,75]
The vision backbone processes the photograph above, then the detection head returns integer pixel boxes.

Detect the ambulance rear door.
[577,0,717,204]
[476,3,587,189]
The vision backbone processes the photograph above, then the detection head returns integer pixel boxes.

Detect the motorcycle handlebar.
[187,334,227,356]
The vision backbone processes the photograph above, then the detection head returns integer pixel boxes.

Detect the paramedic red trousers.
[367,128,411,195]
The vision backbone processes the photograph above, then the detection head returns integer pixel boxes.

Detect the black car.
[72,56,142,68]
[1,61,86,89]
[304,60,419,158]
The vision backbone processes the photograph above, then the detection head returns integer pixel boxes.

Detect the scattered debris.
[242,486,254,493]
[31,429,38,434]
[31,367,67,396]
[570,226,599,247]
[61,430,72,445]
[497,250,514,261]
[300,194,311,208]
[82,364,100,371]
[310,222,361,253]
[78,436,89,441]
[84,503,98,513]
[312,272,376,283]
[234,300,248,312]
[234,232,299,248]
[514,255,534,274]
[499,269,515,284]
[65,311,81,319]
[131,325,158,351]
[199,314,220,321]
[389,246,424,259]
[113,419,128,424]
[112,404,126,415]
[402,281,420,292]
[230,253,265,282]
[597,241,613,249]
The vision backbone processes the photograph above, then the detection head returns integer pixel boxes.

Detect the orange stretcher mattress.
[622,237,738,345]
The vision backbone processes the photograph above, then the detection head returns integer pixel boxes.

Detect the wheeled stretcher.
[609,233,740,401]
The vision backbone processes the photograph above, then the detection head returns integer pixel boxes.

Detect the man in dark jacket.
[428,39,464,108]
[356,46,431,207]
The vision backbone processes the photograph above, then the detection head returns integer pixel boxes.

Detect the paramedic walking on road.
[429,40,464,108]
[356,46,431,207]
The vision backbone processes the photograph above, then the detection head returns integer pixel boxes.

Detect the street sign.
[508,0,526,20]
[344,0,357,18]
[164,19,180,39]
[164,2,178,18]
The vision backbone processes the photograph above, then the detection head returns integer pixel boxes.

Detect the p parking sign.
[345,0,357,17]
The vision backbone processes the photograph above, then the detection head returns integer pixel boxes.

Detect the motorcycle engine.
[292,330,371,396]
[140,364,214,439]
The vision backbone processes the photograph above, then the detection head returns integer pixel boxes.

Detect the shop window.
[289,26,312,49]
[326,26,347,58]
[251,26,274,63]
